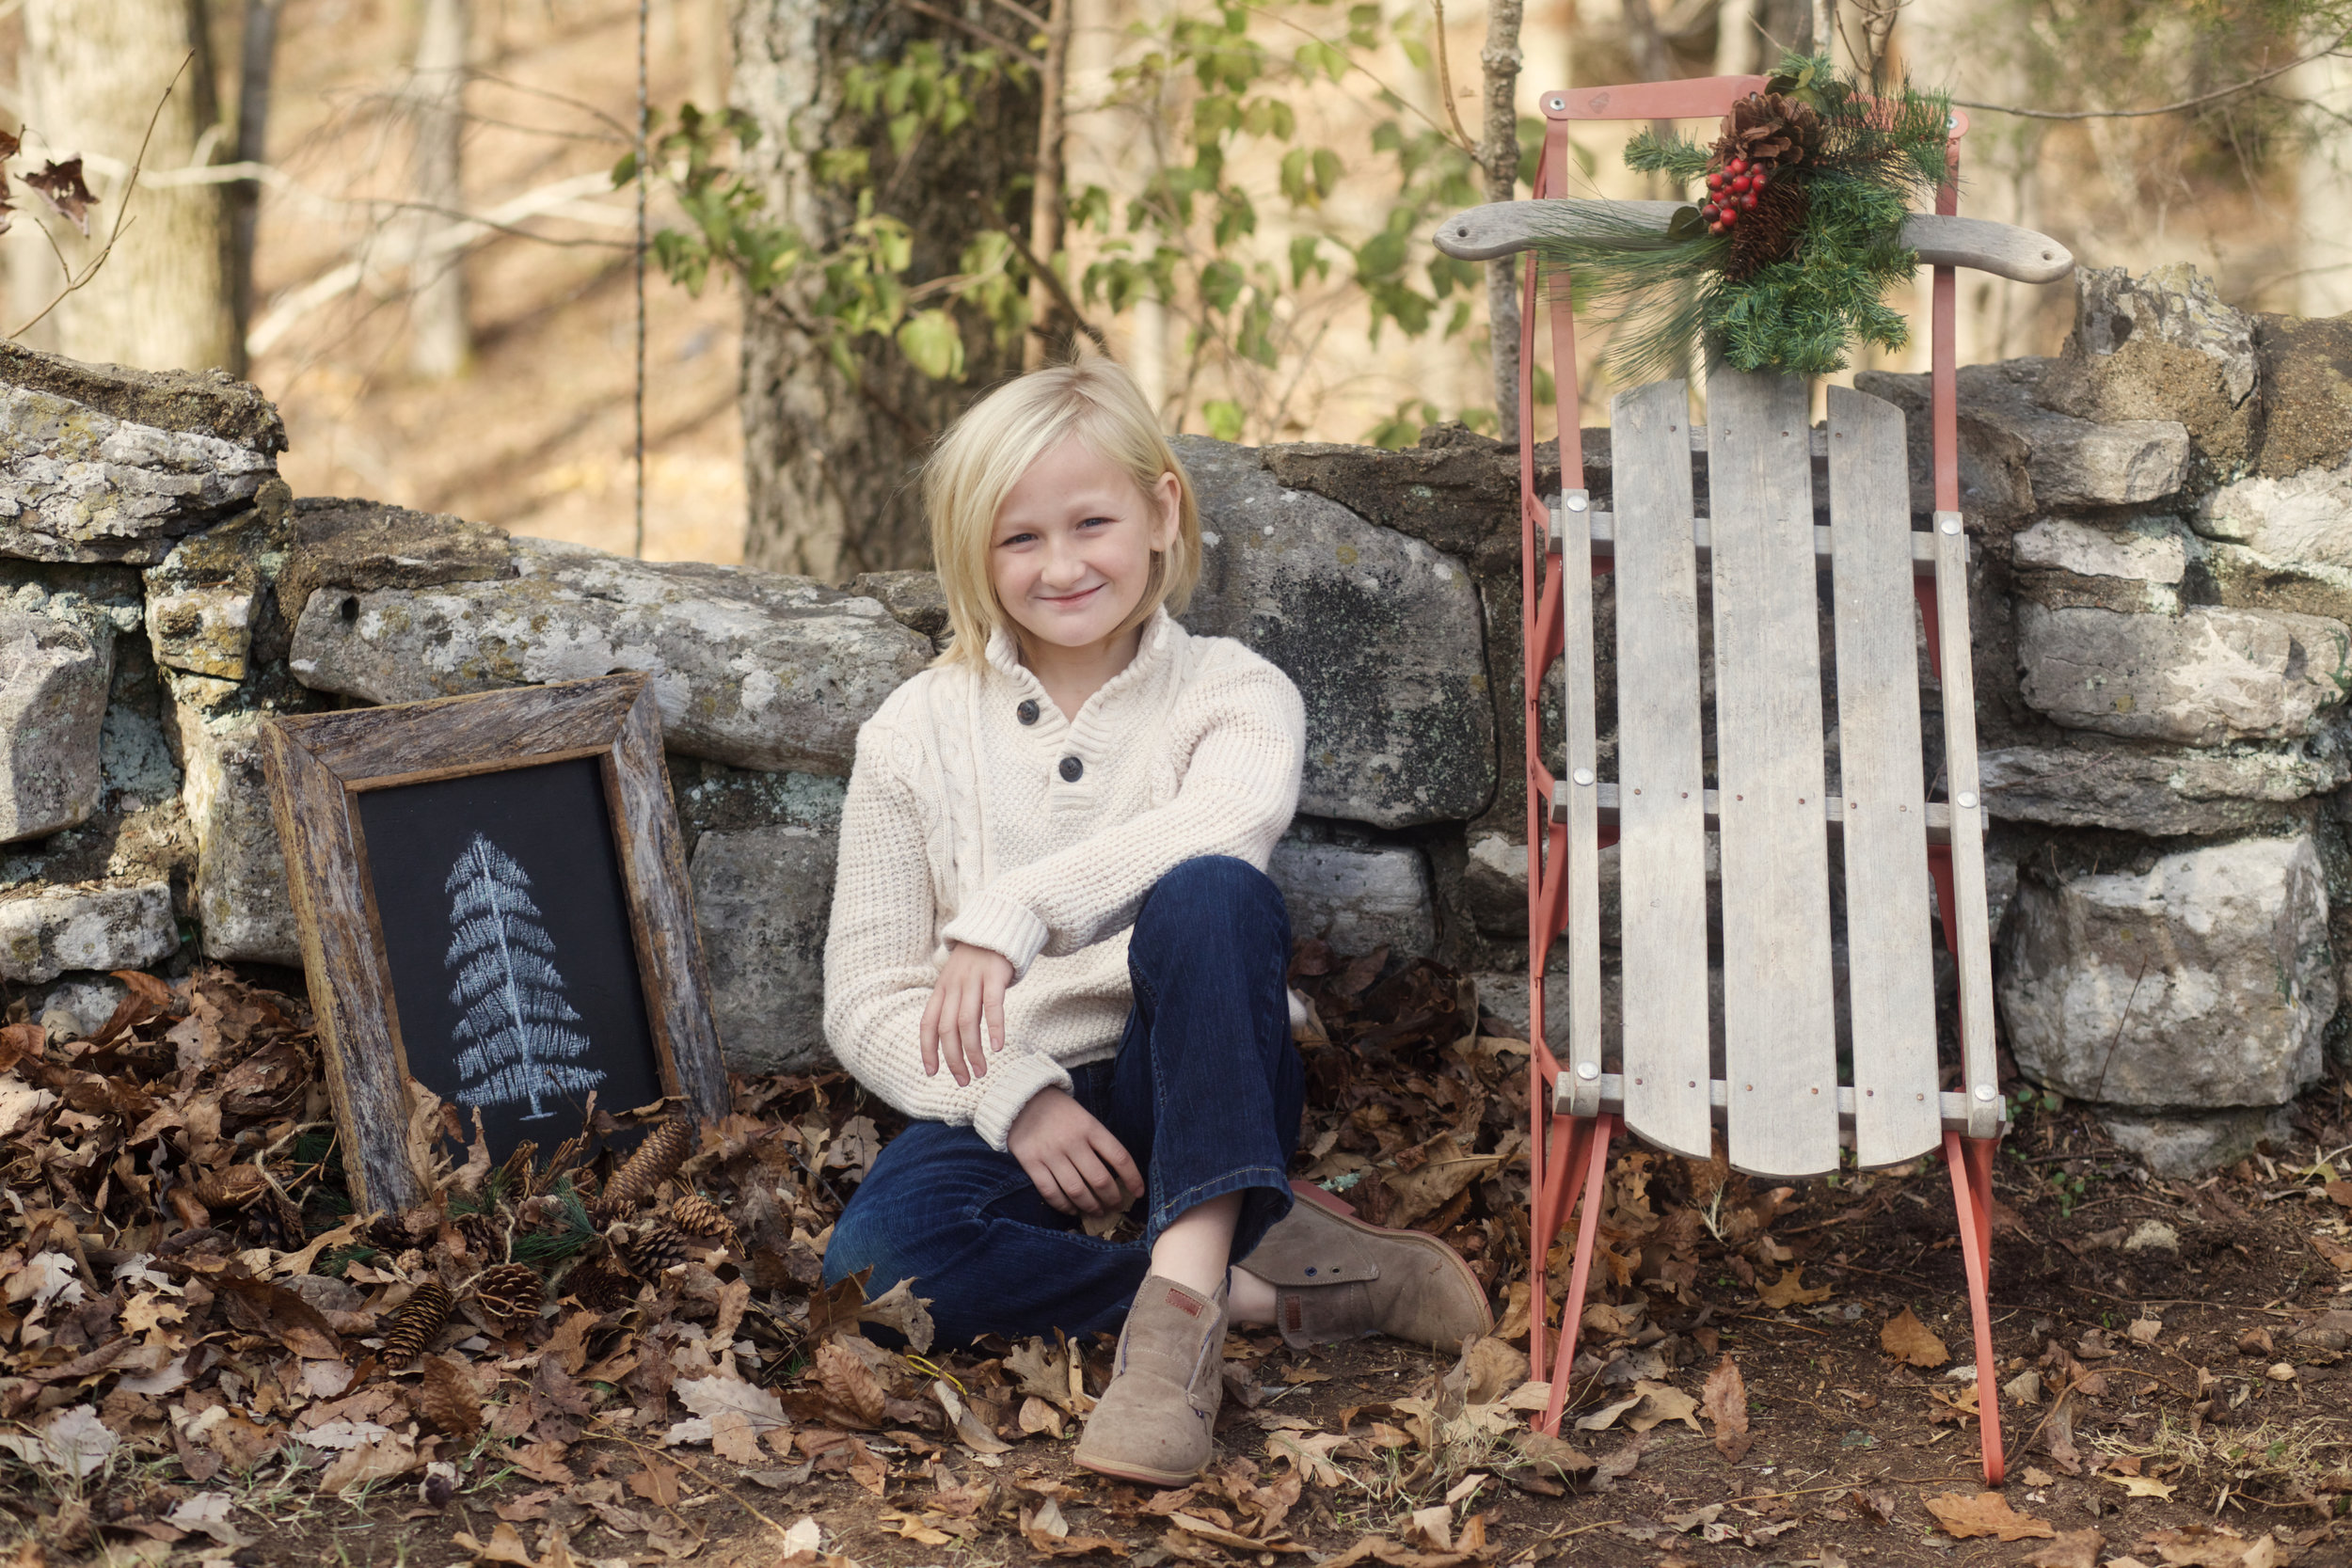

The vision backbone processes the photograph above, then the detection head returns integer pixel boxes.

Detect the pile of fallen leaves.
[3,958,2347,1568]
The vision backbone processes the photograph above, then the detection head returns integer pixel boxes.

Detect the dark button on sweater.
[1058,755,1084,783]
[1016,699,1040,725]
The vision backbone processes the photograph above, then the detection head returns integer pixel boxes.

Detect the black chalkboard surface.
[356,756,665,1164]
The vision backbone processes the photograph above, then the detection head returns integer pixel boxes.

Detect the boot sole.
[1071,1446,1209,1489]
[1287,1180,1496,1347]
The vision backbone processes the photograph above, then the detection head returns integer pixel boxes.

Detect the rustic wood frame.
[263,673,727,1213]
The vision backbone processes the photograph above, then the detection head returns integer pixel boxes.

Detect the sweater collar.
[984,608,1181,720]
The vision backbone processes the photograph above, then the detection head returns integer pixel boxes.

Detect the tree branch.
[1427,0,1475,150]
[1954,41,2342,121]
[893,0,1044,71]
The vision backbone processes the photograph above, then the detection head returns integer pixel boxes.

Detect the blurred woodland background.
[4,0,2350,578]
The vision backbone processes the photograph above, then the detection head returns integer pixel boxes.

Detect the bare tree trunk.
[1812,0,1835,64]
[226,0,281,377]
[1482,0,1524,440]
[1715,0,1757,75]
[406,0,471,381]
[16,0,233,372]
[1023,0,1075,371]
[734,0,1040,580]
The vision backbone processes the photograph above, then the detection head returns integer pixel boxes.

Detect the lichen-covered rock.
[0,345,285,564]
[2252,312,2352,479]
[0,608,112,843]
[850,569,951,645]
[2186,458,2352,624]
[2011,515,2187,583]
[285,535,932,776]
[690,823,836,1074]
[0,879,177,983]
[1998,833,2334,1110]
[142,486,292,681]
[169,707,298,965]
[1268,837,1437,958]
[2016,603,2352,746]
[1979,734,2352,835]
[1858,359,2190,519]
[1175,436,1494,828]
[2038,264,2257,476]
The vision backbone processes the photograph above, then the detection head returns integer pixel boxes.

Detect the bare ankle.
[1226,1266,1278,1326]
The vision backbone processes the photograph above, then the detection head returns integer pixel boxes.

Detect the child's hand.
[1007,1087,1142,1216]
[921,942,1016,1085]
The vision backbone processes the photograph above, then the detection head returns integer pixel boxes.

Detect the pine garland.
[1536,55,1952,380]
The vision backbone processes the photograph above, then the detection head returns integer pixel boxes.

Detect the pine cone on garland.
[1725,176,1810,280]
[612,1217,693,1279]
[379,1282,453,1365]
[668,1193,739,1252]
[471,1262,546,1329]
[596,1117,695,1216]
[1710,91,1823,179]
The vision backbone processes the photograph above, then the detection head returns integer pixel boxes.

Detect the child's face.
[989,435,1180,657]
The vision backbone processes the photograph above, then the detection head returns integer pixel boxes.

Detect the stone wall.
[6,268,2351,1175]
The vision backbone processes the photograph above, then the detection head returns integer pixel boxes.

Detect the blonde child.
[820,356,1489,1487]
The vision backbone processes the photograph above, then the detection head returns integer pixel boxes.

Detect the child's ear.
[1150,470,1182,551]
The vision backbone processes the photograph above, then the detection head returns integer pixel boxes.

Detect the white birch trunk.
[406,0,472,380]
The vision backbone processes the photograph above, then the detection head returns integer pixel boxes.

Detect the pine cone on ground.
[493,1139,538,1199]
[194,1164,269,1212]
[453,1210,503,1264]
[379,1282,453,1365]
[668,1193,739,1252]
[596,1118,695,1215]
[471,1262,546,1329]
[243,1190,306,1252]
[1709,91,1823,179]
[613,1217,692,1278]
[561,1255,635,1311]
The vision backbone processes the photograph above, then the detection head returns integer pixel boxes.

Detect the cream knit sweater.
[822,610,1307,1151]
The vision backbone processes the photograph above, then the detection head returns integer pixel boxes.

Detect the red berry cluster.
[1699,156,1763,235]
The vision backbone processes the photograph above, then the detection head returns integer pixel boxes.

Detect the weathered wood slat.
[1555,1071,1989,1135]
[1706,367,1841,1180]
[1435,199,2074,284]
[1555,782,1966,844]
[1826,386,1944,1168]
[1555,486,1606,1111]
[1932,513,2004,1139]
[1609,379,1712,1161]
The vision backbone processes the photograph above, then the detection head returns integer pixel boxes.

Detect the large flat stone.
[0,608,111,842]
[690,823,836,1074]
[1998,833,2334,1110]
[286,535,932,776]
[2100,1106,2294,1180]
[1268,837,1436,958]
[0,345,285,564]
[0,879,177,983]
[169,705,298,966]
[2016,603,2352,745]
[1980,735,2352,835]
[1175,436,1494,828]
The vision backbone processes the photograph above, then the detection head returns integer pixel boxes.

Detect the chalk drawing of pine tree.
[443,832,603,1120]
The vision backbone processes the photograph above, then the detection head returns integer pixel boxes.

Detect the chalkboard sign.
[265,674,726,1212]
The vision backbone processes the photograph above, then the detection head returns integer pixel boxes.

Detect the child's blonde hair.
[923,355,1200,666]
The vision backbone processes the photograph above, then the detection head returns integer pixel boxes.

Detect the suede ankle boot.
[1072,1274,1228,1487]
[1240,1187,1492,1351]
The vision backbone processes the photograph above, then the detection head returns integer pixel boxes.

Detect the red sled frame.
[1507,78,2007,1486]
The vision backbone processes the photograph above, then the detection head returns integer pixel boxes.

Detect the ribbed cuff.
[970,1051,1075,1152]
[940,890,1050,976]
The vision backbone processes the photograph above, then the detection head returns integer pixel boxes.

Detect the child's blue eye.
[1079,515,1114,529]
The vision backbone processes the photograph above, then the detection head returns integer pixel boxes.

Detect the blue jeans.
[824,856,1303,1345]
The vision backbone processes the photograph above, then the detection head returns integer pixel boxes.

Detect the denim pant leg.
[822,1111,1149,1345]
[1097,854,1303,1260]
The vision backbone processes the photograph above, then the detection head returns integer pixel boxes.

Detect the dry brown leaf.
[1699,1354,1752,1462]
[815,1339,887,1428]
[1454,1338,1529,1405]
[628,1458,683,1509]
[2108,1474,2179,1499]
[1881,1307,1951,1368]
[1627,1380,1702,1433]
[2137,1525,2290,1567]
[1756,1264,1833,1309]
[1400,1506,1452,1553]
[452,1523,540,1568]
[1925,1493,2056,1541]
[2028,1529,2107,1568]
[858,1275,937,1354]
[320,1433,420,1496]
[418,1355,483,1441]
[1018,1396,1066,1439]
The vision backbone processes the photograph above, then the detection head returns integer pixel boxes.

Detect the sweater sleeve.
[939,653,1305,972]
[822,721,1073,1149]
